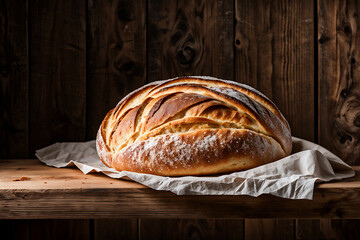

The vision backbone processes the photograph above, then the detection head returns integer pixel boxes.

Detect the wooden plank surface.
[29,220,90,240]
[29,0,87,154]
[296,219,360,239]
[0,160,359,219]
[1,160,358,190]
[148,0,234,81]
[0,0,30,238]
[2,182,360,219]
[0,0,28,158]
[316,0,360,238]
[244,219,294,240]
[235,0,315,141]
[28,0,88,238]
[318,0,360,166]
[94,219,138,240]
[0,160,144,190]
[139,219,244,240]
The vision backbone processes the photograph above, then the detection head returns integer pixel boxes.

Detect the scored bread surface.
[96,76,292,176]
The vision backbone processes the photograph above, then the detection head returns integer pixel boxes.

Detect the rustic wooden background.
[1,0,360,239]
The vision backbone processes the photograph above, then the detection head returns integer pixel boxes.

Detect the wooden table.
[1,159,360,219]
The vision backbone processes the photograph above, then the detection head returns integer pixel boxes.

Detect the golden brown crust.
[96,76,292,176]
[143,93,211,132]
[96,110,114,168]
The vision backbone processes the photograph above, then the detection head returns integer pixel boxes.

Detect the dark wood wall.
[1,0,360,239]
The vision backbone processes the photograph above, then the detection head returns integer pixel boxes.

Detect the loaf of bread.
[96,76,292,176]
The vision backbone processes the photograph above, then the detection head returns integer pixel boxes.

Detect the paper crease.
[35,137,354,199]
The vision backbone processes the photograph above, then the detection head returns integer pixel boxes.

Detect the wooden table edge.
[0,159,359,219]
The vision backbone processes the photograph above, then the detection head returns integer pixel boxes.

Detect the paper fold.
[35,137,354,199]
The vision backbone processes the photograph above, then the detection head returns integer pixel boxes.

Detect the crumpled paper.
[35,137,354,199]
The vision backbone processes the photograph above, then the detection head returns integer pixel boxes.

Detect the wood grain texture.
[0,0,29,238]
[315,0,360,238]
[2,160,358,190]
[139,219,244,240]
[87,0,147,139]
[0,159,145,190]
[296,219,360,240]
[148,0,234,81]
[235,0,314,237]
[94,219,137,240]
[235,0,314,141]
[2,184,360,219]
[2,0,360,238]
[29,220,90,240]
[87,1,146,238]
[29,0,86,153]
[244,219,294,240]
[0,0,28,158]
[296,219,337,239]
[0,160,360,219]
[28,0,88,239]
[147,0,234,236]
[318,0,360,165]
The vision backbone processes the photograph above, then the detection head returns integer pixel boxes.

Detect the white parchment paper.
[35,137,354,199]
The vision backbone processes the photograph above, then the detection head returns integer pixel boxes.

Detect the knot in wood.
[340,89,348,98]
[343,96,360,129]
[176,44,195,65]
[344,25,352,36]
[355,114,360,127]
[334,121,352,144]
[319,35,330,44]
[334,95,360,146]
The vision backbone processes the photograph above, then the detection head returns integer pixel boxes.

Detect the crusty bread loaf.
[96,76,292,176]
